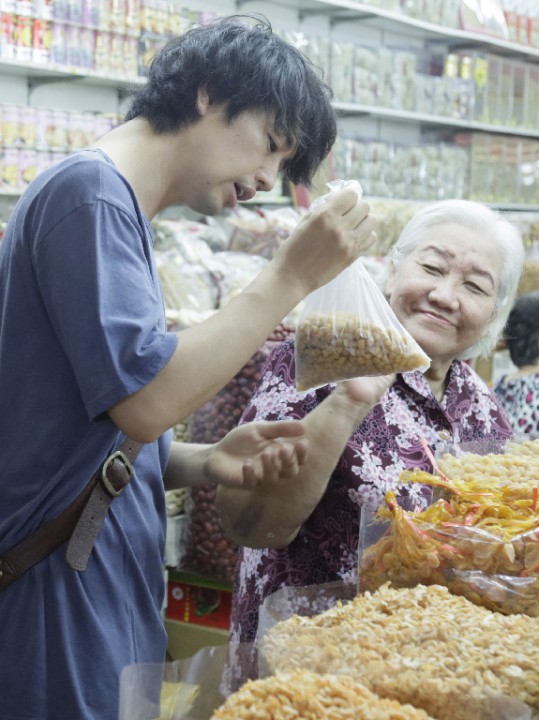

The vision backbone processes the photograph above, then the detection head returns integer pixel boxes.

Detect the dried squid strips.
[359,438,539,615]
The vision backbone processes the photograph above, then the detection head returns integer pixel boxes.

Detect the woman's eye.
[465,282,486,295]
[268,135,277,153]
[422,264,441,275]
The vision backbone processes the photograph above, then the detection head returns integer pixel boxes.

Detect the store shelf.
[2,1,539,213]
[2,186,537,213]
[242,0,539,61]
[0,188,23,197]
[165,619,229,661]
[334,102,539,139]
[366,196,539,213]
[0,58,146,89]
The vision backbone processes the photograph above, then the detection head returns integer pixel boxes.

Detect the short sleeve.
[34,193,177,419]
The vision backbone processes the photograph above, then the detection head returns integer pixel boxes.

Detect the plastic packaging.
[358,436,539,616]
[295,180,430,391]
[259,581,537,720]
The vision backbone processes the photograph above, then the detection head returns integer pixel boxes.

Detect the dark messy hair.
[124,15,337,187]
[504,290,539,367]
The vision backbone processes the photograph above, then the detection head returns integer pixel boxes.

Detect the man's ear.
[196,87,211,115]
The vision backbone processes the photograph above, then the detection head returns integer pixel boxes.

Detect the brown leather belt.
[0,437,143,592]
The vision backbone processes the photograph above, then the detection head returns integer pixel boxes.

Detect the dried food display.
[359,438,539,615]
[210,669,435,720]
[262,583,539,720]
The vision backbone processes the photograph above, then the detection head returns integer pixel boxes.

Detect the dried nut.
[295,312,428,390]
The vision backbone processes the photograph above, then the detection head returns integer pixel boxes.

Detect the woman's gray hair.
[377,199,525,359]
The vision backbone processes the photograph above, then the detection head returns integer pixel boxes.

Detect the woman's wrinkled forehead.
[411,224,502,287]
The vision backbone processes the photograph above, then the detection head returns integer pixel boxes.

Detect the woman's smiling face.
[386,222,503,365]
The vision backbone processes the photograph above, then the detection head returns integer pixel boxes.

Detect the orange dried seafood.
[359,438,539,615]
[211,669,435,720]
[262,583,539,720]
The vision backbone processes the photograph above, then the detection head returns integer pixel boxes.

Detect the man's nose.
[255,159,280,192]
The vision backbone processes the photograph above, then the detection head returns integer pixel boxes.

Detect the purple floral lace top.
[494,372,539,435]
[227,339,512,686]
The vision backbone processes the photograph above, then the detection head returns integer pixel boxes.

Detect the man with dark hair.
[0,14,376,720]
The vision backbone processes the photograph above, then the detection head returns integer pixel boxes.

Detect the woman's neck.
[424,360,452,402]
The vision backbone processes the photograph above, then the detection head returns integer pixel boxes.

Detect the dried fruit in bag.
[295,306,430,391]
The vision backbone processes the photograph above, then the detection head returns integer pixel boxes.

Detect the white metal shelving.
[1,1,539,211]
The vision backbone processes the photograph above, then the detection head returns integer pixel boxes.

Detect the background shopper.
[494,289,539,435]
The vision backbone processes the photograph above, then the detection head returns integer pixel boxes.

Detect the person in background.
[216,199,525,687]
[494,289,539,435]
[0,16,377,720]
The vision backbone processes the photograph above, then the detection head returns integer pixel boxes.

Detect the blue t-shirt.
[0,149,178,719]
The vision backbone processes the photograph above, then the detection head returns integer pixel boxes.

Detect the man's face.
[178,90,296,216]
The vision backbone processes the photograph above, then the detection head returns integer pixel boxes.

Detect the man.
[0,15,376,719]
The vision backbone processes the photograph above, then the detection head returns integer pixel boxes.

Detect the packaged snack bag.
[295,180,430,391]
[358,437,539,617]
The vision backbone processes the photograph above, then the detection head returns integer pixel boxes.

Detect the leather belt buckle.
[100,451,133,497]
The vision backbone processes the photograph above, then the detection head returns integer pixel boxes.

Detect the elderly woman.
[217,199,525,685]
[494,289,539,435]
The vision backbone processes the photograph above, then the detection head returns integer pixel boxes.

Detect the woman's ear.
[384,259,397,297]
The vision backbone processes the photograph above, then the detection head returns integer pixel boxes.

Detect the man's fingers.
[294,438,309,466]
[255,420,306,440]
[240,437,306,488]
[261,446,282,484]
[241,460,259,488]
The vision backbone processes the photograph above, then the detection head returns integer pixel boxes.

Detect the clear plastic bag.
[295,180,430,391]
[119,646,230,720]
[358,436,539,616]
[258,581,538,720]
[119,642,262,720]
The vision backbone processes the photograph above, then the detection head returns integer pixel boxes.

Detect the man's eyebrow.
[419,245,496,287]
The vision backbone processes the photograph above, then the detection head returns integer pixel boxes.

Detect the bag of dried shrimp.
[261,582,539,720]
[210,669,435,720]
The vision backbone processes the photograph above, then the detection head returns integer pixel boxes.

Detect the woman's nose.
[428,281,459,309]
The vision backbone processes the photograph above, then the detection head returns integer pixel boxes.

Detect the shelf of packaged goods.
[268,0,539,61]
[334,102,539,139]
[2,189,539,216]
[0,58,146,88]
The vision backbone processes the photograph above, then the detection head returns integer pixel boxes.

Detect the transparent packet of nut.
[295,180,430,392]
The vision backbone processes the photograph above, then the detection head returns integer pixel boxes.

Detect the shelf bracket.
[329,10,373,26]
